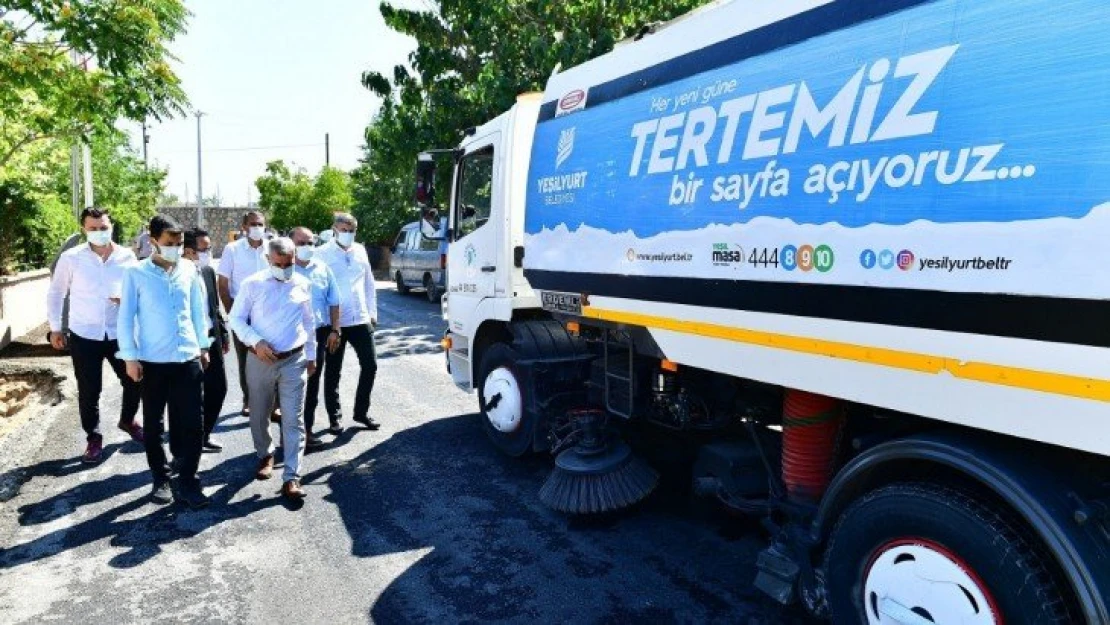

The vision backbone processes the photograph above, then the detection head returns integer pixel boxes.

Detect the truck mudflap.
[811,431,1110,623]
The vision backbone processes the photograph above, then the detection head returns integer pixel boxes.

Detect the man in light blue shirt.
[117,215,211,509]
[291,227,342,448]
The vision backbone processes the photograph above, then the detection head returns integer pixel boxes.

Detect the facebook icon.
[859,249,877,269]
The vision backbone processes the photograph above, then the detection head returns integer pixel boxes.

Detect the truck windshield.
[456,146,494,239]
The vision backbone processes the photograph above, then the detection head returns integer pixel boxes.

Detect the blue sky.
[130,0,418,207]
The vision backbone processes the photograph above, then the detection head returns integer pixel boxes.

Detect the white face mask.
[158,245,183,263]
[295,246,314,262]
[336,231,355,247]
[270,265,294,282]
[87,229,112,247]
[197,251,211,268]
[248,226,265,241]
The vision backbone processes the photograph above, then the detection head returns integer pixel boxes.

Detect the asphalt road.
[0,282,813,624]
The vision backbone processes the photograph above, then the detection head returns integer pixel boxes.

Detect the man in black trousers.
[184,228,229,452]
[46,207,144,463]
[117,215,211,508]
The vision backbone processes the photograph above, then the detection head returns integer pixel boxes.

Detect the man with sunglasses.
[290,227,341,448]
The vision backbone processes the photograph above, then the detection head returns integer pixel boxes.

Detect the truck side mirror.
[415,153,436,208]
[420,217,441,240]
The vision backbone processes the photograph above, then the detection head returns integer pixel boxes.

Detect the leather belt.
[273,346,303,360]
[250,345,303,360]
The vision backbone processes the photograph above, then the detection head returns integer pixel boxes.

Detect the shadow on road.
[0,452,280,571]
[375,287,445,361]
[298,412,813,624]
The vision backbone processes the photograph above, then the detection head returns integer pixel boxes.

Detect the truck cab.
[440,94,542,391]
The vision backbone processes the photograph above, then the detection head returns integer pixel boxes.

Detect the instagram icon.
[897,250,915,271]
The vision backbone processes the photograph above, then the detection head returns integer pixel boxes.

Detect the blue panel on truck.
[523,0,1110,305]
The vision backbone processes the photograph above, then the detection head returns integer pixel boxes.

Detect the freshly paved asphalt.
[0,282,813,624]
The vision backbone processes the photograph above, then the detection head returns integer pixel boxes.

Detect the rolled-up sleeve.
[216,243,234,280]
[228,281,263,347]
[190,272,212,350]
[47,253,74,333]
[115,268,140,361]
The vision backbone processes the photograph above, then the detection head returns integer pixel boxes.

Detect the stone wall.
[156,206,246,257]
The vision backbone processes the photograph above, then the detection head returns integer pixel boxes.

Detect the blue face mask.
[270,265,294,282]
[336,231,355,247]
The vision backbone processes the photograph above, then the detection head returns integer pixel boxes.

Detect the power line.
[157,142,338,155]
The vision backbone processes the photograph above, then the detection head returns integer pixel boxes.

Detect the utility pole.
[69,145,81,219]
[141,121,150,168]
[82,143,94,208]
[195,110,206,227]
[325,133,330,167]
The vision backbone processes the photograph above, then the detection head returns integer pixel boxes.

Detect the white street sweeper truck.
[417,0,1110,622]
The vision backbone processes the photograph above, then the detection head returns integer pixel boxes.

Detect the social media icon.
[859,249,877,269]
[897,249,915,271]
[878,249,895,270]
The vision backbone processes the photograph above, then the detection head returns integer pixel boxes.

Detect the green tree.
[255,161,353,234]
[351,0,709,242]
[0,129,166,274]
[0,0,189,170]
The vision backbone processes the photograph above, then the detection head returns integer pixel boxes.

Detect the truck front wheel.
[477,343,536,457]
[824,482,1073,625]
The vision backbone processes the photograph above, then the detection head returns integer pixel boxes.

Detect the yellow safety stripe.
[582,307,1110,403]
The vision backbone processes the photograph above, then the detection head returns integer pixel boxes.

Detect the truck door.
[449,139,501,310]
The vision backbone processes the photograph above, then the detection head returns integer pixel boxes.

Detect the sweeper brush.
[539,409,659,514]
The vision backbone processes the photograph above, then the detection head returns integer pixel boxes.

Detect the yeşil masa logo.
[556,127,575,169]
[712,242,744,266]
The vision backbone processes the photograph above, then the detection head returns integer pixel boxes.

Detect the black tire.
[825,482,1073,625]
[477,343,535,457]
[395,271,410,295]
[423,274,438,303]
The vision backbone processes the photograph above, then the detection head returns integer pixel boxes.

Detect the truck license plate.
[541,291,583,315]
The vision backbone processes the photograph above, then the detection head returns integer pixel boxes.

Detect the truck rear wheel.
[477,343,535,457]
[824,482,1073,625]
[395,271,410,295]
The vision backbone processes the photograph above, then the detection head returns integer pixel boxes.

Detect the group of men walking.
[47,208,380,507]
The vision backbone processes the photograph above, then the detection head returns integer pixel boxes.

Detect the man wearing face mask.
[316,213,379,432]
[228,238,317,500]
[47,207,144,463]
[184,228,229,452]
[217,211,270,416]
[117,215,211,508]
[290,227,342,448]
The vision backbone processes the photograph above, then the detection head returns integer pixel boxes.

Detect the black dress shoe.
[352,415,380,430]
[328,416,342,435]
[202,438,223,453]
[175,480,210,510]
[151,481,173,505]
[305,435,324,450]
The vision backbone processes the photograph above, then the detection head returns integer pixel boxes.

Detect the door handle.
[481,265,496,273]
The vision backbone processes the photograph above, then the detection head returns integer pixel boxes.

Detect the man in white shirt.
[217,210,270,415]
[315,213,380,431]
[47,207,143,464]
[229,237,317,500]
